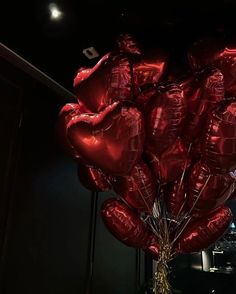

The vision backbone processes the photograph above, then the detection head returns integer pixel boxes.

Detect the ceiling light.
[49,3,63,20]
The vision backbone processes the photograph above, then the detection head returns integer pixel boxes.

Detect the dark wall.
[0,56,142,294]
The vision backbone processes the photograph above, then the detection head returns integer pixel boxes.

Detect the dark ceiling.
[1,0,236,91]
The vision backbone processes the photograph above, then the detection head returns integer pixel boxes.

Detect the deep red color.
[67,102,145,175]
[146,138,190,183]
[101,198,155,248]
[188,161,235,215]
[189,42,236,96]
[182,68,224,145]
[146,83,185,155]
[116,33,141,55]
[56,103,84,160]
[77,162,111,192]
[133,53,166,98]
[165,181,186,218]
[57,103,111,191]
[202,100,236,173]
[176,206,232,253]
[112,161,156,213]
[74,53,132,112]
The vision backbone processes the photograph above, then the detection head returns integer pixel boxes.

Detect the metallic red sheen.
[176,206,232,253]
[67,102,145,175]
[112,161,156,213]
[101,198,155,248]
[146,83,185,155]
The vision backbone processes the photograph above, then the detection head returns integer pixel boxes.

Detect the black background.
[2,0,236,90]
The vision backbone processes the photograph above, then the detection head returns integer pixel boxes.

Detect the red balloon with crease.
[188,161,235,215]
[146,83,186,156]
[56,103,85,160]
[189,39,236,96]
[112,161,156,213]
[202,100,236,174]
[77,162,111,192]
[57,103,111,192]
[132,53,166,96]
[101,198,156,249]
[176,206,232,253]
[146,138,190,184]
[74,53,132,112]
[67,101,145,175]
[182,68,224,145]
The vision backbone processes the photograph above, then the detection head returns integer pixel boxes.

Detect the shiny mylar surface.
[57,103,111,191]
[77,162,111,192]
[116,33,141,55]
[188,161,235,215]
[177,206,232,253]
[146,83,185,155]
[202,100,236,173]
[67,102,144,175]
[133,54,166,97]
[165,181,186,218]
[182,68,224,145]
[101,198,154,248]
[74,53,132,112]
[146,138,190,184]
[189,41,236,96]
[56,103,83,160]
[112,161,156,213]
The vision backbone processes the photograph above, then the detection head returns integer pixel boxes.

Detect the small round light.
[49,3,63,20]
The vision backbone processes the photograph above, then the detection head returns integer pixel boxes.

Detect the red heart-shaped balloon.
[146,138,190,184]
[182,68,225,145]
[188,40,236,96]
[57,103,111,191]
[56,103,84,160]
[146,83,186,155]
[133,52,166,95]
[187,161,235,215]
[202,100,236,173]
[77,162,111,192]
[67,102,144,175]
[176,206,232,253]
[74,53,132,112]
[112,161,156,213]
[101,198,155,249]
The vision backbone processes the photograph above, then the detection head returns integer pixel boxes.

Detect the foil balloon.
[57,103,111,191]
[116,33,141,55]
[67,101,145,175]
[133,52,166,98]
[135,84,157,112]
[176,206,232,253]
[165,181,187,218]
[182,68,224,145]
[101,198,155,248]
[77,162,111,192]
[189,39,236,96]
[112,161,156,213]
[202,100,236,173]
[146,83,186,155]
[74,53,132,112]
[146,138,190,184]
[188,161,235,215]
[56,103,83,160]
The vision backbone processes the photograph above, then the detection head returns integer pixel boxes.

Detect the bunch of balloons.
[57,34,236,293]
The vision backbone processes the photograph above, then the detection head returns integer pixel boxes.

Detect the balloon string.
[177,142,192,194]
[136,166,154,215]
[171,174,211,245]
